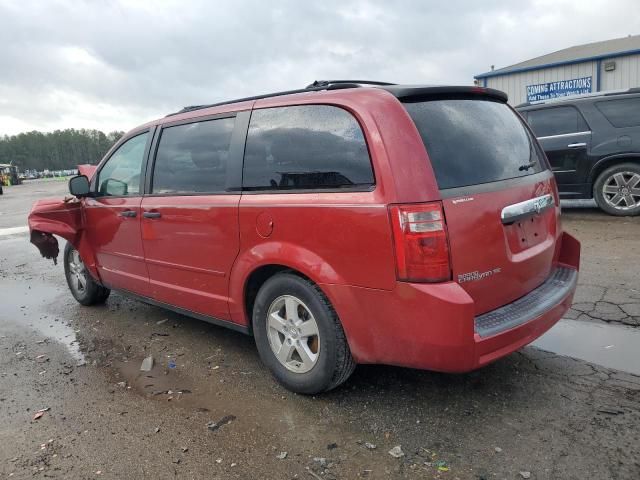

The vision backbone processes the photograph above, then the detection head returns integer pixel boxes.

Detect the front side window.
[243,105,374,190]
[527,106,588,137]
[595,97,640,128]
[98,132,148,196]
[152,117,235,194]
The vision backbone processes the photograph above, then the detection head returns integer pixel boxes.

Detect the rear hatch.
[403,94,560,315]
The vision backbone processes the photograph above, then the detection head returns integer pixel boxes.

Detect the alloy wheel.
[68,249,88,296]
[266,295,320,373]
[602,171,640,210]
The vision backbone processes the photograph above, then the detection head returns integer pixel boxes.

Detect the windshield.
[403,99,545,190]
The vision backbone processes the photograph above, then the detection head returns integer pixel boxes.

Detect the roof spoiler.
[382,85,508,103]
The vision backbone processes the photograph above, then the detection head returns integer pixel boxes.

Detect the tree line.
[0,129,125,171]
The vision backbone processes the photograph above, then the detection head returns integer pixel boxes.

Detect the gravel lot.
[1,180,639,479]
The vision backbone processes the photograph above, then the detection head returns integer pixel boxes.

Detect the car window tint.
[403,99,545,190]
[98,132,148,196]
[152,117,235,194]
[242,105,374,190]
[595,97,640,128]
[526,106,588,137]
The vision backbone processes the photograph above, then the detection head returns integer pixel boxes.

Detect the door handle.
[567,142,587,148]
[143,211,162,219]
[119,210,137,218]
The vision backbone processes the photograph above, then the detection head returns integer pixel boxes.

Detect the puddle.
[532,318,640,375]
[0,226,29,236]
[113,358,197,403]
[1,281,85,364]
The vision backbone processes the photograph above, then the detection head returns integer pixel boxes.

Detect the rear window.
[243,105,374,191]
[403,99,545,190]
[595,97,640,128]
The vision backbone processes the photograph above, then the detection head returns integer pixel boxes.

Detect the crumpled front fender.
[28,198,99,279]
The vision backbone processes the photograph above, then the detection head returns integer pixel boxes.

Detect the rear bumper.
[322,231,580,372]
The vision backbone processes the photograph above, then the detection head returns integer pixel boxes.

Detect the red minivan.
[29,81,580,394]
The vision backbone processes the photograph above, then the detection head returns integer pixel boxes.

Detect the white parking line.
[0,226,29,237]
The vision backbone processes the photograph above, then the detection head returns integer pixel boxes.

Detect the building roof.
[475,34,640,79]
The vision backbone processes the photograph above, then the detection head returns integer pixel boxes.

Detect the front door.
[85,131,151,296]
[140,114,243,320]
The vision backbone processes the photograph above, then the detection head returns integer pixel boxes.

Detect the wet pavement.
[533,319,640,375]
[1,181,639,479]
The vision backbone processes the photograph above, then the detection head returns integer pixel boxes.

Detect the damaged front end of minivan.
[28,165,99,277]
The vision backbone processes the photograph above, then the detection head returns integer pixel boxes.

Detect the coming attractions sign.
[526,76,592,102]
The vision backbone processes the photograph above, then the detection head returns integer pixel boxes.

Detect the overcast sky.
[0,0,638,135]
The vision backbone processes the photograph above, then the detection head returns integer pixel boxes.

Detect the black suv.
[517,89,640,216]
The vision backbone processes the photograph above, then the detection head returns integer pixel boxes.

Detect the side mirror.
[69,175,90,197]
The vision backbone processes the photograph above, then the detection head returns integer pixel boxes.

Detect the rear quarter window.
[595,97,640,128]
[403,99,545,190]
[242,105,374,191]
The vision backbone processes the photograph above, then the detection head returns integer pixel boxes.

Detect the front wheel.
[252,273,355,394]
[63,243,110,306]
[594,163,640,216]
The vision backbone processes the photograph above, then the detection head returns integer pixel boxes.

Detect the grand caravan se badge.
[458,267,502,284]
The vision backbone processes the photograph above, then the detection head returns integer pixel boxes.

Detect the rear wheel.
[64,242,110,306]
[252,273,355,394]
[594,163,640,216]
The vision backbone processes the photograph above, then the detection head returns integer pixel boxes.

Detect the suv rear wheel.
[64,242,111,306]
[594,163,640,216]
[252,273,355,394]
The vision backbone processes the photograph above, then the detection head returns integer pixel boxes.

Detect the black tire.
[63,242,110,306]
[593,162,640,216]
[252,273,355,394]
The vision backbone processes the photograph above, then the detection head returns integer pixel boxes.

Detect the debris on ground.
[306,467,323,480]
[140,356,154,372]
[519,471,532,479]
[364,442,377,450]
[207,415,236,432]
[388,446,404,458]
[495,446,503,453]
[313,457,327,467]
[276,451,288,459]
[154,427,160,433]
[434,460,449,472]
[116,381,127,388]
[327,442,338,450]
[32,407,50,421]
[168,358,177,369]
[597,407,624,415]
[156,319,168,325]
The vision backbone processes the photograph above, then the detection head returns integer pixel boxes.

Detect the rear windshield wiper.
[518,161,537,172]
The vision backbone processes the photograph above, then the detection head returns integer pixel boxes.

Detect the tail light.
[389,202,451,283]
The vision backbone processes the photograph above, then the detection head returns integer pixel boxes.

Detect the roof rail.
[305,80,396,88]
[515,87,640,108]
[166,80,395,117]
